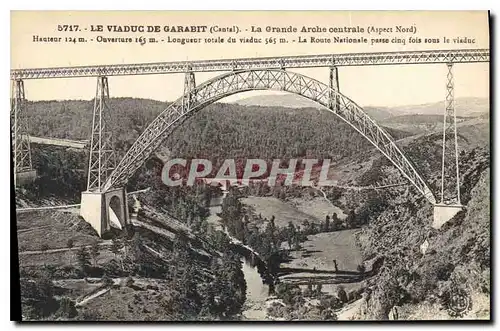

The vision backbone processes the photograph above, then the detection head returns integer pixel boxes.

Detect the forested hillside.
[25,98,409,169]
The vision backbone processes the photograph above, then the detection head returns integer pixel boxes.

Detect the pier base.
[80,187,129,237]
[432,204,463,229]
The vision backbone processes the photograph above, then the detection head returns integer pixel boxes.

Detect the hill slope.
[236,95,489,119]
[235,94,396,121]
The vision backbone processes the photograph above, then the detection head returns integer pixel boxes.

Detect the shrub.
[357,264,366,274]
[125,276,135,287]
[55,297,77,319]
[337,286,348,303]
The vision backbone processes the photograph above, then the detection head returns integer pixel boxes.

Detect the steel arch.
[104,69,436,204]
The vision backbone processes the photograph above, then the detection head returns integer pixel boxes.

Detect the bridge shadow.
[281,275,364,286]
[278,266,361,277]
[277,266,372,285]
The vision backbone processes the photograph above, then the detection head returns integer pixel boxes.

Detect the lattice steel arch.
[104,69,436,205]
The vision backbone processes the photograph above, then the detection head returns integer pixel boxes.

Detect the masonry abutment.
[80,188,129,237]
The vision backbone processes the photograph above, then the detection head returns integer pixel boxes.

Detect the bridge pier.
[81,76,128,237]
[80,187,129,237]
[329,66,340,112]
[434,63,464,229]
[11,79,36,186]
[183,69,196,109]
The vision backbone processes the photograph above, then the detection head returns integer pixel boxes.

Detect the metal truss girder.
[11,49,489,80]
[10,79,33,174]
[103,69,437,205]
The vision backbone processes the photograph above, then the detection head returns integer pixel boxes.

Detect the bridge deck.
[11,49,489,80]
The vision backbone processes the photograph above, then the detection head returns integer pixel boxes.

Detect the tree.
[43,264,57,279]
[20,274,58,319]
[102,274,114,288]
[276,283,302,306]
[110,237,122,257]
[304,280,314,297]
[40,243,50,253]
[287,221,297,250]
[66,238,75,265]
[331,213,340,231]
[302,220,310,235]
[111,237,124,270]
[56,297,78,319]
[269,215,277,246]
[218,253,247,317]
[337,286,348,303]
[40,244,50,266]
[76,247,91,272]
[310,222,318,234]
[316,283,323,296]
[345,209,357,229]
[177,264,202,317]
[89,240,100,267]
[324,215,331,232]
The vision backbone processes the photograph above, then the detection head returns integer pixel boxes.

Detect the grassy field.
[285,230,362,272]
[16,210,118,268]
[280,229,365,300]
[289,196,346,220]
[241,196,320,228]
[280,230,363,282]
[76,279,175,321]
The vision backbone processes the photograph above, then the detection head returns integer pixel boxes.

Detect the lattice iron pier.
[81,76,128,237]
[329,66,340,111]
[433,63,464,229]
[440,63,461,205]
[10,79,36,186]
[183,69,197,110]
[86,76,117,192]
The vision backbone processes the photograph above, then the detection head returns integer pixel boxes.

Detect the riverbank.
[209,194,367,320]
[207,201,271,320]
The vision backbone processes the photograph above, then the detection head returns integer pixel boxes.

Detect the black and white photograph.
[10,10,491,322]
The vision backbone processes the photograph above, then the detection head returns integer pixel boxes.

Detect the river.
[241,257,270,320]
[208,195,271,320]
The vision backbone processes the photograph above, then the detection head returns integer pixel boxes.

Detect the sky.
[11,11,490,107]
